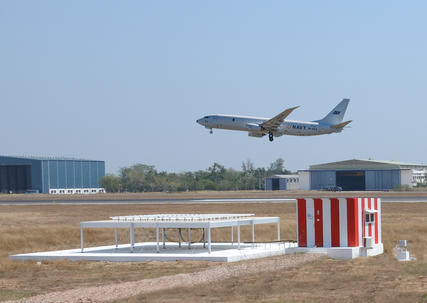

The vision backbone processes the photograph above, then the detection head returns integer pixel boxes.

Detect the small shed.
[265,175,299,191]
[290,197,383,259]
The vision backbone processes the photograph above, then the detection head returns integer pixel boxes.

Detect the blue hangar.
[0,155,105,194]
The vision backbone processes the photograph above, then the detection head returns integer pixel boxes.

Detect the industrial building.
[298,159,427,191]
[265,175,299,191]
[0,155,105,194]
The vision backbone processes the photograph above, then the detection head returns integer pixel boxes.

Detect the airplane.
[196,98,351,142]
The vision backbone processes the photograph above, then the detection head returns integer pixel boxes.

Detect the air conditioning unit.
[364,237,374,249]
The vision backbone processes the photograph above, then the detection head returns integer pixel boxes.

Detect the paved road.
[0,198,296,205]
[0,196,426,205]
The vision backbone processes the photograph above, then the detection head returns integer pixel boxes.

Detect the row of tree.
[99,158,294,193]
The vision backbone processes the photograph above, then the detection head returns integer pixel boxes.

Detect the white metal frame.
[80,214,280,254]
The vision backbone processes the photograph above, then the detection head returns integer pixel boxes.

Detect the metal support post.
[208,222,211,254]
[80,224,84,253]
[156,222,159,253]
[251,219,255,248]
[130,223,134,253]
[238,220,241,250]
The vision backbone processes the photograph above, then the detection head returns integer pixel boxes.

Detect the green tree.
[118,164,157,192]
[207,163,226,184]
[99,173,121,193]
[253,167,267,190]
[106,158,294,193]
[241,158,255,173]
[176,172,198,191]
[200,179,216,190]
[267,158,292,175]
[238,171,257,190]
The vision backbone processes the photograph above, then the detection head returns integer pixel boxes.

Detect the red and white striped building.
[291,198,383,259]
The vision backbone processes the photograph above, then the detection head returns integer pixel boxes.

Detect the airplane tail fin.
[314,98,350,125]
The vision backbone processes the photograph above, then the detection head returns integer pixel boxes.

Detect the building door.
[0,165,32,194]
[271,178,280,190]
[336,171,366,191]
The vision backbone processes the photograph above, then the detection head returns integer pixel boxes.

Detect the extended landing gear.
[209,129,213,134]
[269,132,274,142]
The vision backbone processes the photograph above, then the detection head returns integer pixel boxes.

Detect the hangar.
[0,155,105,194]
[298,159,426,191]
[265,175,299,191]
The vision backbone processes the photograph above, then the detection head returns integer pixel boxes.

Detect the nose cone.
[196,117,204,125]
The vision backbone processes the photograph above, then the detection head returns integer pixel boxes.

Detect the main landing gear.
[269,132,274,142]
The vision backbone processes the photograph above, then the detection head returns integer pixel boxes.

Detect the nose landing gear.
[209,129,213,134]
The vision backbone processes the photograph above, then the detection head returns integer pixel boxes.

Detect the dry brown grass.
[1,193,427,302]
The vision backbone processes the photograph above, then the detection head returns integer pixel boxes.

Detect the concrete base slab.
[10,242,297,263]
[286,243,384,260]
[286,247,360,259]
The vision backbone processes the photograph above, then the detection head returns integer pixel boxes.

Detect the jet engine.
[245,123,262,131]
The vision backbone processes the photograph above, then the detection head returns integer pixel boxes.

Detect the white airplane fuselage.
[198,115,336,137]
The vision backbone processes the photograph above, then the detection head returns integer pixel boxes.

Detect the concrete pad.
[286,247,360,260]
[286,243,384,259]
[10,241,297,263]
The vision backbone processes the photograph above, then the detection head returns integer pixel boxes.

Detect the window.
[365,211,375,223]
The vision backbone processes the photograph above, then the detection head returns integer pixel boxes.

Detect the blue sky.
[1,1,426,174]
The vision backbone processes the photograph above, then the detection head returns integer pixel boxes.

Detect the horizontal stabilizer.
[331,120,352,129]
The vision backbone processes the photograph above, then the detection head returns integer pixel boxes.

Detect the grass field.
[1,192,427,302]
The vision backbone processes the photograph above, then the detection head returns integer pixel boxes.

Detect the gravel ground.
[7,253,325,303]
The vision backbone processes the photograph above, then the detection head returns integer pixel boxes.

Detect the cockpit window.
[204,116,209,119]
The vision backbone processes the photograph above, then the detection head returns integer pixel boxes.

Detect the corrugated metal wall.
[310,171,336,190]
[0,157,105,193]
[365,170,400,190]
[42,160,105,193]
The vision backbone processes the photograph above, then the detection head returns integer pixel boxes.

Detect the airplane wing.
[331,120,352,129]
[260,106,299,132]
